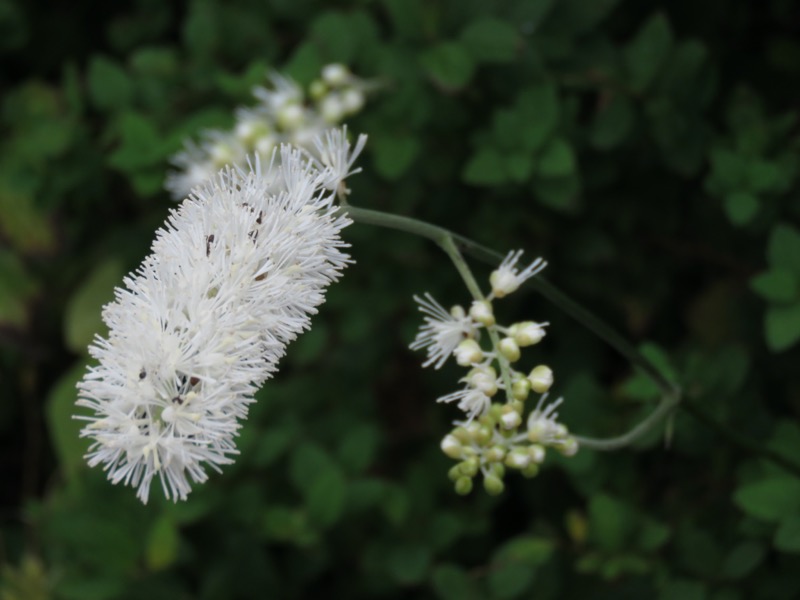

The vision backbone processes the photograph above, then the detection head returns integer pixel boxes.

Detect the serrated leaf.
[774,515,800,553]
[625,13,673,92]
[460,18,520,63]
[751,268,799,303]
[420,42,475,90]
[765,303,800,352]
[45,362,90,480]
[734,477,800,521]
[64,258,124,354]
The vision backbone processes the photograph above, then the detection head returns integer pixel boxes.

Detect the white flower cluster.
[76,129,366,503]
[410,251,577,496]
[165,64,372,200]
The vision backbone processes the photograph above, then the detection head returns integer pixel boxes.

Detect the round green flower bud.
[511,321,547,346]
[521,463,540,478]
[529,444,546,464]
[474,425,493,446]
[485,445,506,462]
[500,408,522,431]
[455,476,473,495]
[556,437,579,457]
[309,79,327,100]
[454,339,484,367]
[448,465,462,482]
[483,474,505,496]
[504,447,531,469]
[511,377,531,401]
[489,463,506,479]
[452,426,470,443]
[459,457,480,477]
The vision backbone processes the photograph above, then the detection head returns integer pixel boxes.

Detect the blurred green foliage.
[2,0,800,598]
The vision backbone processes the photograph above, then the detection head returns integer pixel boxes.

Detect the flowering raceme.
[76,130,366,503]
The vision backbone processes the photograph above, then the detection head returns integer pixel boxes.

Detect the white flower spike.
[77,131,366,504]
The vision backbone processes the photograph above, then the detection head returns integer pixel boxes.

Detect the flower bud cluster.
[166,64,373,200]
[410,250,578,496]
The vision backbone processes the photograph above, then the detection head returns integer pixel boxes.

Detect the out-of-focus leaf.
[45,362,89,481]
[460,18,520,63]
[420,42,475,90]
[723,191,759,225]
[0,250,38,329]
[624,13,673,92]
[537,137,576,178]
[768,223,800,275]
[387,544,432,585]
[751,268,799,303]
[774,515,800,553]
[463,148,507,186]
[764,303,800,352]
[87,56,133,111]
[145,516,180,571]
[372,134,420,180]
[721,541,766,579]
[734,477,800,521]
[430,564,479,600]
[64,258,124,354]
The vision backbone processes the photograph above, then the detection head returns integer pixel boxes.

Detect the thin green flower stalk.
[410,241,577,495]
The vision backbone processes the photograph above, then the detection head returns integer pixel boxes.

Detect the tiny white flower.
[409,293,477,369]
[489,250,547,298]
[437,387,492,422]
[509,321,548,346]
[526,394,565,444]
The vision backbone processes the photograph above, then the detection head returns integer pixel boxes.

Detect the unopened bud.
[486,445,506,462]
[500,408,522,430]
[455,476,473,495]
[309,79,327,100]
[556,437,579,457]
[528,365,554,393]
[440,434,463,459]
[458,457,480,477]
[510,321,547,346]
[277,103,304,130]
[341,88,365,114]
[469,300,495,326]
[498,338,521,362]
[454,339,483,366]
[483,474,505,496]
[529,444,546,464]
[322,63,350,86]
[511,376,531,401]
[505,447,531,469]
[466,367,498,397]
[521,463,540,478]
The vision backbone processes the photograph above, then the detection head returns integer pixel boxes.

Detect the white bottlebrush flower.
[489,250,547,298]
[409,294,477,369]
[77,131,366,503]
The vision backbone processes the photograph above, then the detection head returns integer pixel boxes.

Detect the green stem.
[439,237,515,403]
[340,203,680,450]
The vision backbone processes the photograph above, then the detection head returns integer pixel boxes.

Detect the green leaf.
[336,423,379,474]
[0,250,38,329]
[488,536,552,599]
[107,112,164,172]
[516,84,560,152]
[64,258,124,354]
[505,153,534,183]
[45,362,90,481]
[431,564,480,600]
[774,515,800,553]
[768,223,800,275]
[723,191,759,226]
[532,174,580,212]
[751,268,799,304]
[765,303,800,352]
[589,494,635,552]
[660,579,707,600]
[537,138,576,178]
[721,541,766,579]
[460,18,520,63]
[145,516,180,571]
[624,13,673,92]
[463,148,507,186]
[387,544,432,585]
[590,94,634,150]
[371,134,421,181]
[420,42,475,90]
[305,465,346,528]
[734,477,800,521]
[87,55,133,111]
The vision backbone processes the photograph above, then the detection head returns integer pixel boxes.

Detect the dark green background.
[2,0,800,598]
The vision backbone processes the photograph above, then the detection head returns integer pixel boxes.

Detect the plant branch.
[341,203,681,450]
